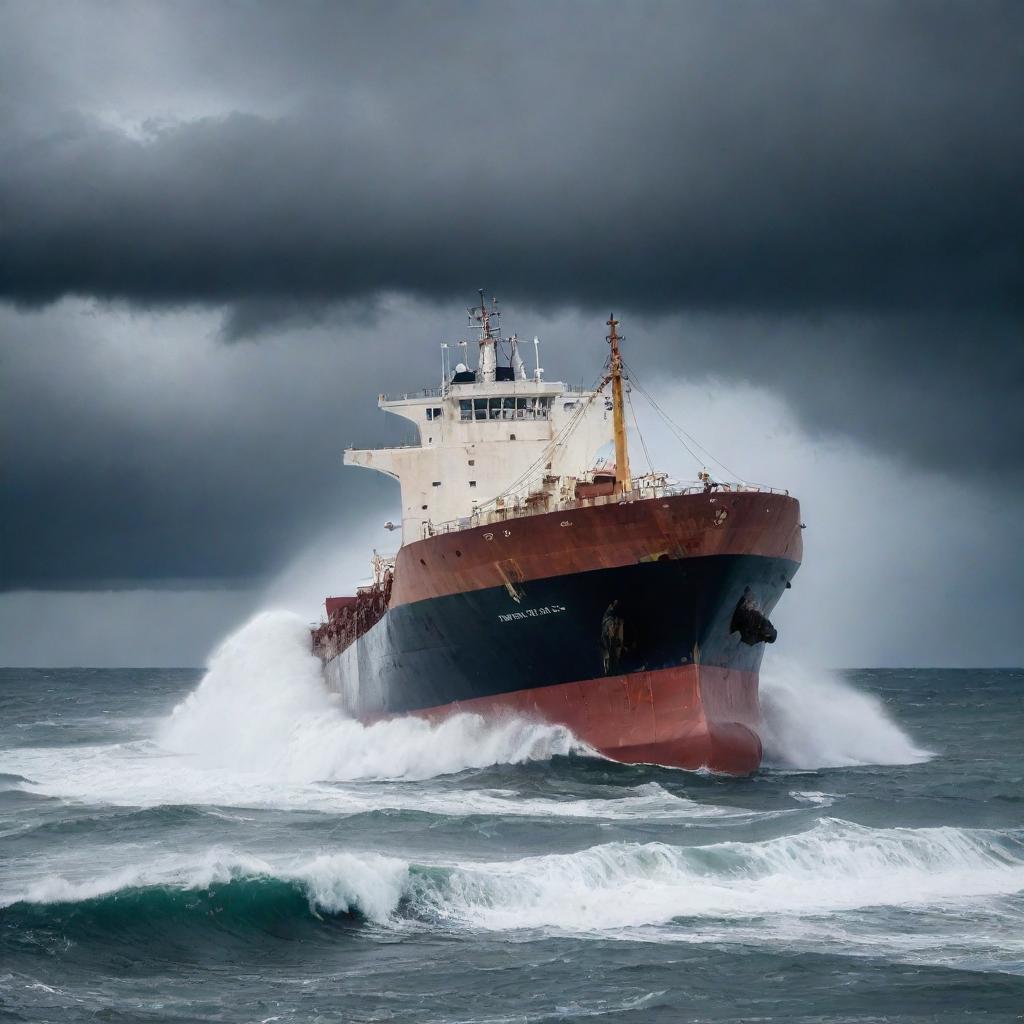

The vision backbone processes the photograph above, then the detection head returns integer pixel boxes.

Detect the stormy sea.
[2,613,1022,1023]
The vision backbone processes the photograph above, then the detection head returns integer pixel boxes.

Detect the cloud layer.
[2,0,1021,645]
[3,2,1021,317]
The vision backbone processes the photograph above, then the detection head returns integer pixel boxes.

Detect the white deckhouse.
[345,294,614,544]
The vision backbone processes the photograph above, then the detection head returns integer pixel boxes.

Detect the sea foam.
[167,611,928,780]
[159,610,583,782]
[760,657,931,769]
[6,820,1022,936]
[2,613,932,820]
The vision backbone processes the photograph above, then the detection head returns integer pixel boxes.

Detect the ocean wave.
[0,771,35,790]
[159,610,589,782]
[6,820,1022,940]
[165,614,934,780]
[760,659,932,769]
[788,790,839,807]
[0,737,760,821]
[4,612,794,824]
[403,781,753,822]
[406,819,1024,931]
[1,849,408,933]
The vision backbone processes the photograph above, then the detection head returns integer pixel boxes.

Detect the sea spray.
[4,665,1022,1018]
[159,610,582,782]
[759,656,931,769]
[164,612,932,781]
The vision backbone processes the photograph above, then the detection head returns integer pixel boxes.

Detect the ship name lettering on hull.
[498,604,567,623]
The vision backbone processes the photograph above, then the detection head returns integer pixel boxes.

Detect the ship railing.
[379,386,446,403]
[380,383,593,403]
[422,480,790,538]
[345,439,425,452]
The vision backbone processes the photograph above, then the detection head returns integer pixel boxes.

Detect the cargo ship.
[312,294,802,774]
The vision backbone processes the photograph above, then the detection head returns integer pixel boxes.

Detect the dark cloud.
[0,301,425,589]
[1,1,1020,316]
[1,0,1022,598]
[627,310,1024,487]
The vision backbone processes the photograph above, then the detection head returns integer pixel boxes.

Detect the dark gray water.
[2,613,1022,1023]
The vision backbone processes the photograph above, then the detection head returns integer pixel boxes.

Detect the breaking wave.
[6,820,1022,939]
[410,819,1024,931]
[0,772,33,789]
[159,610,585,782]
[759,658,931,769]
[164,613,931,780]
[9,849,406,922]
[3,617,938,817]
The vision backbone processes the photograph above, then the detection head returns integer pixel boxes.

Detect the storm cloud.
[1,0,1022,662]
[3,2,1021,317]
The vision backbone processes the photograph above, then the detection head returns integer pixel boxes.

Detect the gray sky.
[1,1,1021,666]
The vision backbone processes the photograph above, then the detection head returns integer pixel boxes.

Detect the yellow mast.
[607,315,632,496]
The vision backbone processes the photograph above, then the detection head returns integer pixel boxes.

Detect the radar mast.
[607,315,632,496]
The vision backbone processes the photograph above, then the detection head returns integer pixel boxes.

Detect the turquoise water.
[2,615,1022,1023]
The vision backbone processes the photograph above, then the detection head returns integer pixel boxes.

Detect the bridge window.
[462,396,553,421]
[426,407,442,421]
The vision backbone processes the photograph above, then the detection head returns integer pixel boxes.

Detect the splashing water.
[4,640,1022,1019]
[159,610,583,783]
[161,612,931,782]
[759,657,931,769]
[8,819,1022,933]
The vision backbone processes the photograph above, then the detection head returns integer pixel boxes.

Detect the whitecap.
[759,658,932,769]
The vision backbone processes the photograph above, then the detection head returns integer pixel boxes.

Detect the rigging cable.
[626,386,654,476]
[622,358,746,483]
[472,368,610,514]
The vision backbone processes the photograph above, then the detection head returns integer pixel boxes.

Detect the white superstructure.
[345,294,613,544]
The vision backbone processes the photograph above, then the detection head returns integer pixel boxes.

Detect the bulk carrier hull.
[320,488,802,774]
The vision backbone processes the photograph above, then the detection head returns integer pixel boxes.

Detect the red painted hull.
[408,663,762,775]
[318,492,802,777]
[393,490,803,606]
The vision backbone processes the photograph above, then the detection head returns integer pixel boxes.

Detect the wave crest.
[159,610,585,782]
[7,820,1022,938]
[759,659,931,769]
[3,849,408,930]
